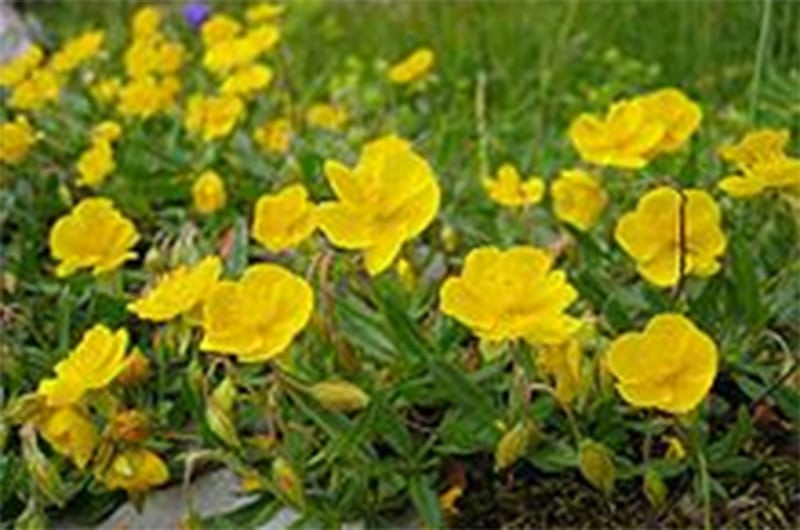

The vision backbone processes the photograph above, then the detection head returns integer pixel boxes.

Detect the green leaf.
[729,236,764,327]
[226,216,249,277]
[428,360,495,424]
[408,475,443,529]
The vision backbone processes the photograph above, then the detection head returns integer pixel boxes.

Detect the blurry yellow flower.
[131,6,163,39]
[306,103,348,131]
[38,325,130,407]
[91,121,122,143]
[201,14,242,47]
[246,2,286,23]
[636,88,702,154]
[90,77,121,104]
[49,198,139,277]
[220,63,273,98]
[538,339,583,405]
[439,485,464,515]
[615,186,726,287]
[102,448,169,493]
[318,135,440,275]
[550,169,607,231]
[76,141,115,187]
[9,68,61,111]
[0,116,37,165]
[157,42,186,75]
[252,184,317,252]
[129,256,222,322]
[50,30,105,73]
[192,170,227,214]
[184,93,244,141]
[606,313,718,414]
[253,118,291,153]
[201,264,314,362]
[388,47,435,84]
[202,24,279,76]
[718,129,800,198]
[0,44,43,87]
[117,75,180,119]
[440,246,580,344]
[569,98,663,169]
[483,164,544,207]
[37,405,98,469]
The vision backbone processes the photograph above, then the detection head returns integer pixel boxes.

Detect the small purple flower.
[183,2,211,29]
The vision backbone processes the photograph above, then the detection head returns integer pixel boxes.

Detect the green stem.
[750,0,773,120]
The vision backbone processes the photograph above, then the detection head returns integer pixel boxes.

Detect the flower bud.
[206,378,239,447]
[272,457,305,509]
[643,467,667,509]
[441,225,458,253]
[20,424,68,507]
[111,410,150,443]
[495,420,534,470]
[664,435,686,461]
[308,380,370,412]
[3,393,45,425]
[395,258,416,291]
[578,439,615,495]
[116,348,151,387]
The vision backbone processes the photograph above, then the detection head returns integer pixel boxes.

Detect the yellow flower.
[318,135,440,275]
[569,98,664,169]
[203,26,279,75]
[252,184,317,252]
[90,77,121,105]
[0,116,37,165]
[537,339,583,405]
[9,68,61,111]
[615,186,726,287]
[482,164,545,207]
[253,118,291,154]
[49,198,139,277]
[636,88,702,155]
[192,170,227,214]
[38,325,129,407]
[246,2,286,23]
[306,103,348,131]
[550,169,607,231]
[606,313,718,414]
[201,264,314,362]
[440,246,580,344]
[117,76,181,119]
[76,140,115,187]
[128,256,222,322]
[201,14,242,47]
[718,129,800,198]
[124,38,184,79]
[0,44,43,87]
[131,6,163,39]
[50,30,105,73]
[388,47,435,84]
[184,93,244,142]
[91,121,122,143]
[220,63,273,99]
[37,405,98,469]
[102,448,169,493]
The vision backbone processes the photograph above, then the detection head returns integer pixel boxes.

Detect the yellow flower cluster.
[718,129,800,198]
[254,117,292,154]
[306,103,349,131]
[117,7,184,119]
[569,88,701,169]
[76,121,122,187]
[184,93,245,141]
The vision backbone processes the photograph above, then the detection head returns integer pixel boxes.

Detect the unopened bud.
[643,467,667,509]
[495,421,535,470]
[117,348,151,387]
[578,439,615,495]
[20,424,68,507]
[111,410,150,443]
[441,225,458,253]
[395,258,416,291]
[308,380,370,412]
[206,380,239,448]
[3,393,45,425]
[212,377,237,412]
[272,457,305,509]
